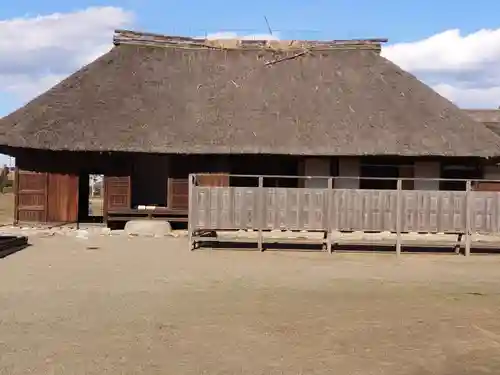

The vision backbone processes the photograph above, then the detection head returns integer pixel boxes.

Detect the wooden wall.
[15,170,78,223]
[14,149,133,224]
[8,148,497,224]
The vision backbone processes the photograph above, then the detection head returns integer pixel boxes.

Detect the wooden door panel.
[47,174,79,223]
[16,170,48,223]
[167,178,189,210]
[104,176,131,211]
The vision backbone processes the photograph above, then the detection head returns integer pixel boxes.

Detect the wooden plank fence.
[188,176,500,254]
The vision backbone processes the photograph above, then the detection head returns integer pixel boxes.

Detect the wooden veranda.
[188,174,500,255]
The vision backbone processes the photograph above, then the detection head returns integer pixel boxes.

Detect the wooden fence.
[188,175,500,254]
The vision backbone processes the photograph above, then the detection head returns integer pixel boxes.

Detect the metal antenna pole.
[264,16,273,35]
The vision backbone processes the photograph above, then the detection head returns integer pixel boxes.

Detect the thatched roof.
[1,29,500,157]
[465,109,500,137]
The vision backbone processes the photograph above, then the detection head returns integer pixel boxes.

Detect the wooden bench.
[108,216,188,222]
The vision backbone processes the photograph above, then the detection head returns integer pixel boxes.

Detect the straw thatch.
[1,29,500,157]
[465,109,500,137]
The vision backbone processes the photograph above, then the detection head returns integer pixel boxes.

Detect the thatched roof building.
[1,29,499,158]
[465,109,500,137]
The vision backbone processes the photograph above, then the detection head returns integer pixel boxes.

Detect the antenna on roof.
[264,16,273,35]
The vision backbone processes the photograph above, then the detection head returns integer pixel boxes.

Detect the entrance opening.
[360,163,399,190]
[78,173,104,223]
[229,155,299,187]
[440,163,481,191]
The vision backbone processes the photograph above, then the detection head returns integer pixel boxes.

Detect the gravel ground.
[0,193,13,224]
[2,234,500,374]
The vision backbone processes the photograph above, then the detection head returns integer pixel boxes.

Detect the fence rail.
[188,175,500,255]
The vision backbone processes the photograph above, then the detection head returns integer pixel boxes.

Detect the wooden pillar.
[188,174,194,251]
[465,180,472,257]
[396,178,402,256]
[327,177,333,254]
[257,176,264,252]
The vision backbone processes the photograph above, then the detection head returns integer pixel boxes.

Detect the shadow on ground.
[0,235,30,259]
[196,241,500,255]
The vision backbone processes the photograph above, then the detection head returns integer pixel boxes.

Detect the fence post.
[258,176,264,252]
[465,180,472,257]
[327,177,333,254]
[188,174,194,251]
[396,178,402,256]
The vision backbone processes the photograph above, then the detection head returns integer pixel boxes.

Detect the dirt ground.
[0,193,13,224]
[2,235,500,374]
[90,196,104,216]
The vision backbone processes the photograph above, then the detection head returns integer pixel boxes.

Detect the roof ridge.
[113,29,388,52]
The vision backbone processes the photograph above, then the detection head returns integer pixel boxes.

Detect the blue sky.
[1,0,500,164]
[3,0,500,41]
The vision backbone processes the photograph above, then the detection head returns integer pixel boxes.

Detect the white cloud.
[2,15,498,111]
[433,84,500,109]
[0,6,133,102]
[382,28,500,108]
[0,73,66,102]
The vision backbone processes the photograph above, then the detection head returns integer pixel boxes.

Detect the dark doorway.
[440,162,481,191]
[360,163,399,190]
[78,173,104,223]
[230,155,299,187]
